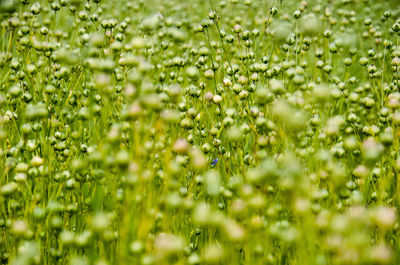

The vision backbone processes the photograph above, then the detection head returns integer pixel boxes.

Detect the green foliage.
[0,0,400,264]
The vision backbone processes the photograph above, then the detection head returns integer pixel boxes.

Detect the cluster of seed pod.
[0,0,400,264]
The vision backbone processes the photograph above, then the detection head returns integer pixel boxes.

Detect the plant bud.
[369,206,396,229]
[202,243,224,264]
[154,233,185,259]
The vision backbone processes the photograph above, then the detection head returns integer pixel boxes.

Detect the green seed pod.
[188,254,201,265]
[89,212,111,233]
[15,162,29,173]
[161,109,180,123]
[140,13,162,33]
[180,117,194,129]
[300,13,320,36]
[50,216,63,230]
[88,58,116,73]
[202,243,224,264]
[60,230,75,246]
[311,83,332,103]
[186,66,200,80]
[47,200,65,215]
[130,241,144,254]
[11,220,29,238]
[115,150,130,167]
[369,206,396,229]
[173,138,190,154]
[255,86,274,105]
[359,57,369,66]
[362,137,384,162]
[380,130,393,146]
[26,103,48,120]
[74,231,93,248]
[32,206,46,220]
[269,79,285,95]
[271,20,294,43]
[1,182,18,196]
[204,170,220,196]
[8,84,22,98]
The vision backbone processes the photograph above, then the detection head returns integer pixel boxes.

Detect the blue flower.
[211,158,219,167]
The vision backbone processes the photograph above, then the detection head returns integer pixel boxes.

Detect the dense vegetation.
[1,0,400,264]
